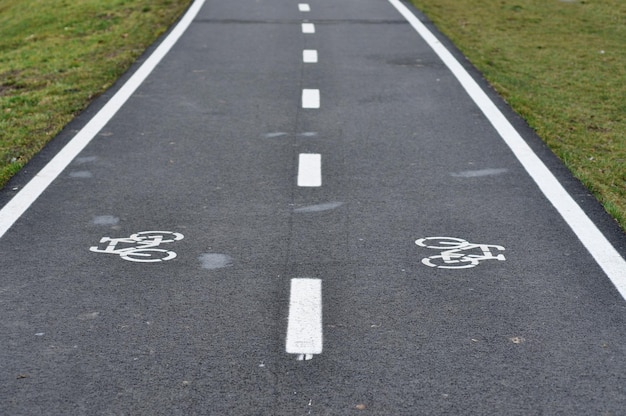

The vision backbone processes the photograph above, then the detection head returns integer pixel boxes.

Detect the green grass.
[411,0,626,231]
[0,0,192,186]
[1,0,624,233]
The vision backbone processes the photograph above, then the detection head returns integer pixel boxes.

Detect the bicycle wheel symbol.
[121,248,178,263]
[416,236,506,269]
[421,254,480,269]
[416,237,469,250]
[130,231,184,243]
[90,230,184,263]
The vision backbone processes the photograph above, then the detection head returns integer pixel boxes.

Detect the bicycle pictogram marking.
[415,236,506,269]
[90,231,184,263]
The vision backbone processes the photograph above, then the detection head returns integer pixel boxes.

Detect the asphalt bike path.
[1,0,626,414]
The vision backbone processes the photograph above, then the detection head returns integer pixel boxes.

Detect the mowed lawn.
[411,0,626,231]
[0,0,191,184]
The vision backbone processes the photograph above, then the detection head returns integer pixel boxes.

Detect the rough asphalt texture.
[1,0,625,414]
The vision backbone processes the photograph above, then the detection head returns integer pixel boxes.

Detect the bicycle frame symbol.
[415,237,505,269]
[90,231,184,263]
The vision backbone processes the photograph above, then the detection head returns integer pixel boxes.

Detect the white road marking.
[303,49,318,63]
[286,278,323,357]
[302,23,315,34]
[89,231,184,263]
[302,89,320,109]
[0,0,208,240]
[298,3,311,12]
[387,0,626,300]
[297,153,322,187]
[416,236,505,269]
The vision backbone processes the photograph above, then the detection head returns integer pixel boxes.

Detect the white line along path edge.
[286,278,323,360]
[0,0,207,240]
[387,0,626,299]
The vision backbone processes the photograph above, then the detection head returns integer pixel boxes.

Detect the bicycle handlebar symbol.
[416,236,505,269]
[90,231,184,263]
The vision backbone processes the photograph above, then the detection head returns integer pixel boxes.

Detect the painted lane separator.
[298,3,311,12]
[302,89,320,109]
[387,0,626,299]
[303,49,318,63]
[297,153,322,187]
[0,0,207,240]
[301,23,315,34]
[286,278,323,360]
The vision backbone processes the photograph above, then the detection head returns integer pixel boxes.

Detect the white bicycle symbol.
[90,231,184,263]
[415,236,506,269]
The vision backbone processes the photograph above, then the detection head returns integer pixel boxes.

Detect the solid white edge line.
[302,89,320,109]
[0,0,207,240]
[286,278,323,356]
[297,153,322,187]
[386,0,626,300]
[303,49,318,63]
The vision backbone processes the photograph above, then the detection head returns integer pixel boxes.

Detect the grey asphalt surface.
[1,0,626,414]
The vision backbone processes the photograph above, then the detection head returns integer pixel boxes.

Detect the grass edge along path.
[0,0,192,187]
[410,0,626,232]
[1,0,624,233]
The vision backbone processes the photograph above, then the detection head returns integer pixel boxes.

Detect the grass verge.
[0,0,192,187]
[411,0,626,231]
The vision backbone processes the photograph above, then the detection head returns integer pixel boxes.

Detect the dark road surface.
[1,0,625,414]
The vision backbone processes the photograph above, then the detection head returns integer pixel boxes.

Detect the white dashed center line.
[303,49,318,63]
[291,1,324,361]
[286,278,323,360]
[301,23,315,34]
[297,153,322,187]
[301,89,320,109]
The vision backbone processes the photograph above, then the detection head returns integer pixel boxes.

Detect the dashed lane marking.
[297,153,322,187]
[286,278,323,360]
[302,89,320,109]
[301,23,315,34]
[298,3,311,12]
[303,49,318,63]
